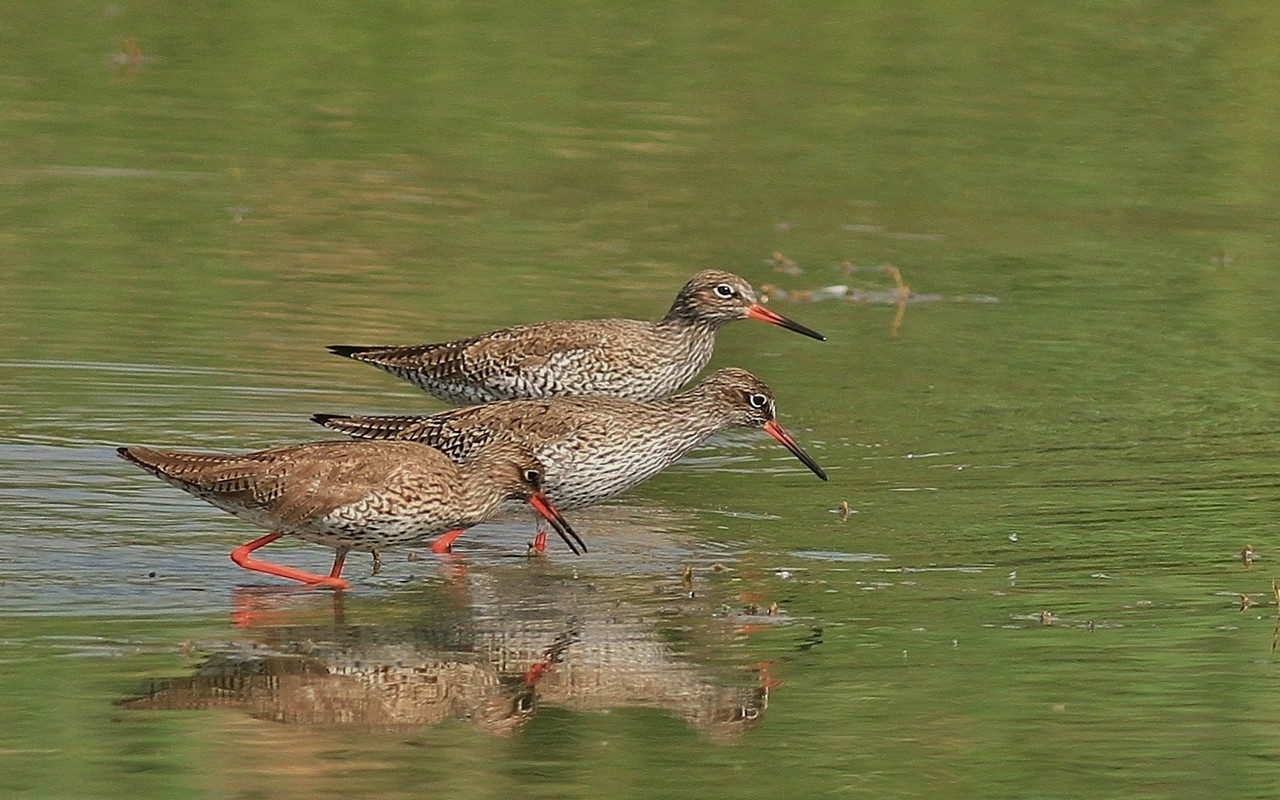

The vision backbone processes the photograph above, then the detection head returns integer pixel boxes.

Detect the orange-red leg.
[430,528,466,554]
[229,532,351,590]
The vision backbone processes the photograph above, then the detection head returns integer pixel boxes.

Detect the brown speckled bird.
[313,368,826,553]
[328,270,824,405]
[117,440,584,589]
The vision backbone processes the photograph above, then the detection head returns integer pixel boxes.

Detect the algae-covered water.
[3,3,1280,798]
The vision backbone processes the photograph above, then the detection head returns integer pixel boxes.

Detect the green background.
[2,2,1279,798]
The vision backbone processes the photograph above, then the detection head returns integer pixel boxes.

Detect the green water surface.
[2,3,1280,799]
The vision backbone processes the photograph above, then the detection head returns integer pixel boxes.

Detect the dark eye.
[713,283,736,299]
[747,393,769,409]
[522,469,542,485]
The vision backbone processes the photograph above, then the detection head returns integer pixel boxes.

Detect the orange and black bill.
[763,420,828,481]
[527,493,588,555]
[746,304,826,341]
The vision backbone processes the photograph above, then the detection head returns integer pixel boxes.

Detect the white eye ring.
[747,393,769,409]
[523,469,542,485]
[713,283,735,299]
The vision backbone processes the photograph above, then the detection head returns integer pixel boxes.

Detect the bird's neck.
[455,469,513,527]
[660,302,726,333]
[660,385,740,438]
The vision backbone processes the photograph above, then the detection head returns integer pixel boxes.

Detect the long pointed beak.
[746,304,826,341]
[527,492,588,555]
[763,420,828,481]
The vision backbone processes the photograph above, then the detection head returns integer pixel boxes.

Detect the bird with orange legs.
[313,368,826,554]
[118,439,583,589]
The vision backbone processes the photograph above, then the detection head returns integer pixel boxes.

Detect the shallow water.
[4,3,1280,798]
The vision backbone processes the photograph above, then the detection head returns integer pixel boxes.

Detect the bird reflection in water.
[122,566,773,738]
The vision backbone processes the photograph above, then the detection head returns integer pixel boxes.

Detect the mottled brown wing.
[323,395,633,462]
[251,441,457,526]
[119,445,279,499]
[344,320,613,376]
[457,320,620,372]
[311,414,427,440]
[120,441,452,527]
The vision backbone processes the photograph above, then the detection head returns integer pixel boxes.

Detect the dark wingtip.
[327,345,366,358]
[116,446,147,468]
[311,413,338,426]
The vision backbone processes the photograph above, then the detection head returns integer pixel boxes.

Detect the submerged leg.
[229,532,351,590]
[330,546,350,580]
[369,548,382,575]
[430,528,466,554]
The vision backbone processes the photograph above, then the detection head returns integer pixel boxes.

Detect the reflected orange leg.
[524,631,573,685]
[229,586,288,629]
[754,660,783,689]
[430,528,466,554]
[531,530,547,553]
[229,532,351,590]
[434,550,470,590]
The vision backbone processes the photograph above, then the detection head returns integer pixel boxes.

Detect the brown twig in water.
[771,251,803,275]
[1271,580,1279,654]
[110,37,151,81]
[769,257,914,337]
[881,263,911,337]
